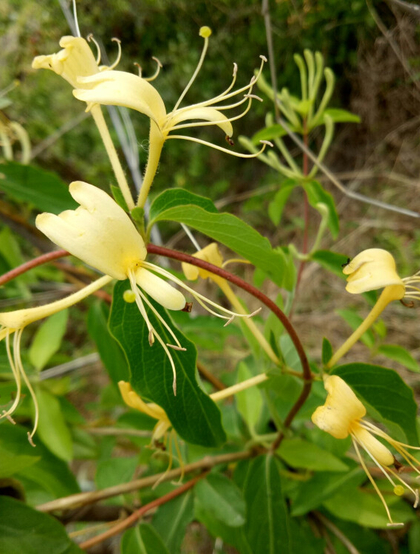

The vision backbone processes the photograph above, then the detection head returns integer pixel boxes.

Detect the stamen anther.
[224,315,235,327]
[166,344,187,352]
[27,432,36,447]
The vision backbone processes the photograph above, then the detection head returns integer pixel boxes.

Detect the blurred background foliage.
[2,1,420,551]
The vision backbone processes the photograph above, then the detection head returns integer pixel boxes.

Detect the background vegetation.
[2,0,420,552]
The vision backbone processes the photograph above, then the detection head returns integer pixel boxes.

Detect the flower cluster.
[312,375,420,526]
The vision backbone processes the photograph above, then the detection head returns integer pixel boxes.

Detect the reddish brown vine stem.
[0,244,313,443]
[0,249,68,286]
[79,472,207,550]
[147,243,313,445]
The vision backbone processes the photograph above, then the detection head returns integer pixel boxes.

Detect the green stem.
[214,276,280,365]
[327,285,403,368]
[136,123,164,208]
[211,373,268,402]
[91,105,135,210]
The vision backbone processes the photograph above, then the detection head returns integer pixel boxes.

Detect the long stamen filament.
[134,285,184,350]
[140,261,260,319]
[170,56,265,117]
[352,439,402,526]
[108,38,122,70]
[171,31,210,113]
[169,96,255,134]
[87,34,102,65]
[166,135,270,158]
[144,57,163,82]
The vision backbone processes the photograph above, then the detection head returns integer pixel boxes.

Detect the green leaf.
[0,161,77,213]
[195,473,246,527]
[303,180,339,238]
[378,344,420,373]
[148,190,288,289]
[237,455,293,554]
[322,337,333,365]
[95,457,138,492]
[29,310,68,371]
[235,362,263,433]
[291,465,364,516]
[109,282,226,447]
[336,308,375,348]
[195,501,253,554]
[122,524,170,554]
[268,181,296,225]
[311,250,349,277]
[251,124,290,143]
[323,108,361,124]
[35,388,73,462]
[152,489,194,553]
[278,438,348,472]
[150,188,218,223]
[0,451,40,478]
[323,485,414,528]
[0,497,82,554]
[0,424,79,504]
[87,301,129,386]
[334,363,419,444]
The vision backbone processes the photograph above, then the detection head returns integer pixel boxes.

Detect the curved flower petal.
[167,106,233,137]
[351,423,394,467]
[32,36,99,89]
[0,274,112,334]
[182,242,223,281]
[73,71,166,126]
[36,181,146,280]
[135,268,186,311]
[311,375,366,439]
[343,248,404,295]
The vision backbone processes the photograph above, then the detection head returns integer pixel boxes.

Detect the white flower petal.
[344,249,404,294]
[32,36,99,89]
[135,268,186,311]
[168,106,233,137]
[36,181,146,280]
[73,71,166,125]
[311,375,366,439]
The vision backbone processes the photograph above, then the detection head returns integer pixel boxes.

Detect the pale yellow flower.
[312,375,420,526]
[328,249,420,367]
[181,242,224,281]
[343,249,405,296]
[35,182,255,392]
[0,274,112,444]
[32,36,102,88]
[70,27,267,207]
[118,381,171,442]
[32,31,268,208]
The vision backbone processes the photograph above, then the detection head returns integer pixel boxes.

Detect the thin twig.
[0,249,68,286]
[314,512,361,554]
[37,450,254,513]
[79,473,206,550]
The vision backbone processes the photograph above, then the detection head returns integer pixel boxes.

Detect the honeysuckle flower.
[312,375,420,526]
[118,372,268,444]
[118,381,171,443]
[32,36,102,88]
[35,182,255,394]
[32,36,136,210]
[328,249,420,368]
[68,27,269,207]
[182,242,279,365]
[0,274,112,444]
[343,249,404,296]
